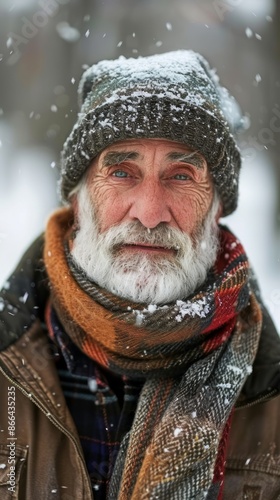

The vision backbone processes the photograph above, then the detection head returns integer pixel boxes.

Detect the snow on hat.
[60,50,245,215]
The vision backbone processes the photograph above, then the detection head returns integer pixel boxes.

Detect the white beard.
[71,182,220,305]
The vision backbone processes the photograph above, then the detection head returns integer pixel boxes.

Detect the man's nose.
[128,179,172,228]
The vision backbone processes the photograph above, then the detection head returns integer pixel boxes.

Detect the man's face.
[71,139,220,304]
[86,138,214,239]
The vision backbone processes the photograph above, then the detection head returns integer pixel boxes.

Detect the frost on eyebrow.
[102,151,139,168]
[167,152,206,170]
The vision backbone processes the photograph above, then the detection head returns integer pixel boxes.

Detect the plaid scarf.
[44,208,262,499]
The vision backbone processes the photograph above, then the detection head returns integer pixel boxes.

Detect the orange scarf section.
[44,207,260,378]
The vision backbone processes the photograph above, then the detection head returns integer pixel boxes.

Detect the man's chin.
[113,251,176,272]
[104,265,184,304]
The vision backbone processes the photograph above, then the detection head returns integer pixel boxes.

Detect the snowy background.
[0,0,279,327]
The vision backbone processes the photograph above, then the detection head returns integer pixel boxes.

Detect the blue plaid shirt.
[48,307,144,498]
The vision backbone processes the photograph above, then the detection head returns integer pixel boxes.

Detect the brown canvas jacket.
[0,321,93,500]
[224,397,280,499]
[0,236,279,500]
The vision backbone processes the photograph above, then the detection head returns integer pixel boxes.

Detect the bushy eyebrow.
[101,150,206,170]
[166,152,205,170]
[102,151,140,168]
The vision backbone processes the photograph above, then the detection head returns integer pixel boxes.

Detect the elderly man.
[0,51,279,500]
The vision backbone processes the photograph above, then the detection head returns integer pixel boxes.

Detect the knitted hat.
[60,50,245,216]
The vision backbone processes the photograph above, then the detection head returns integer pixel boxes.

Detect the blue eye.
[112,170,128,178]
[173,174,190,180]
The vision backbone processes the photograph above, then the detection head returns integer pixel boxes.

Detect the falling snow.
[19,292,28,303]
[56,22,81,43]
[255,74,262,85]
[6,37,13,48]
[245,27,253,38]
[88,378,97,392]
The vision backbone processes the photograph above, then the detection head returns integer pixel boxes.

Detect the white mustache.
[95,221,193,255]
